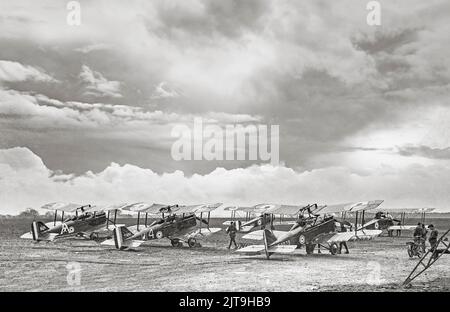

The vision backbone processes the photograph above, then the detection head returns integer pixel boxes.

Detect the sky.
[1,0,450,214]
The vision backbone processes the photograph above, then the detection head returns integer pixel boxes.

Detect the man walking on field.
[226,221,238,249]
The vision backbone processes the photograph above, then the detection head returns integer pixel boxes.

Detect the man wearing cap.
[226,221,238,249]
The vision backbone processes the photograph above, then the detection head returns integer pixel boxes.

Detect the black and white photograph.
[0,0,450,297]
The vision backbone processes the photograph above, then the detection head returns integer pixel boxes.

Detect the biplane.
[20,202,124,242]
[222,204,307,233]
[101,203,222,250]
[237,200,384,259]
[358,208,435,236]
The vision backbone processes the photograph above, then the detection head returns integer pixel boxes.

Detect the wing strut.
[53,210,58,226]
[403,228,450,287]
[61,211,64,223]
[137,212,140,231]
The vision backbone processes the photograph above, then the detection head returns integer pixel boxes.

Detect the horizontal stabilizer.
[236,245,265,253]
[267,245,297,253]
[388,225,416,231]
[236,244,297,254]
[242,230,287,241]
[20,232,33,239]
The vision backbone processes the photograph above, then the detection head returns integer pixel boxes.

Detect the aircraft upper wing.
[222,206,254,212]
[87,203,130,212]
[315,200,384,215]
[375,208,435,214]
[267,204,309,216]
[41,202,89,212]
[121,202,171,214]
[226,203,323,216]
[173,203,223,214]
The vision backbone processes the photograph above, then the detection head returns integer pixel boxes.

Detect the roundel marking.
[299,235,306,245]
[156,231,163,239]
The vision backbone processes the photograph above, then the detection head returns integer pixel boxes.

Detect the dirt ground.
[0,218,449,292]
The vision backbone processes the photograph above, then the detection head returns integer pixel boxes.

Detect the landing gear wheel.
[188,238,197,248]
[298,235,306,245]
[329,243,338,255]
[171,239,179,247]
[407,247,413,258]
[416,248,423,258]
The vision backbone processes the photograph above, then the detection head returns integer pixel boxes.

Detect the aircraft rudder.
[31,221,49,241]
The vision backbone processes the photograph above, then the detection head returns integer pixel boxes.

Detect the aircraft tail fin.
[264,229,278,245]
[30,221,50,241]
[101,225,144,250]
[113,226,133,249]
[263,229,277,259]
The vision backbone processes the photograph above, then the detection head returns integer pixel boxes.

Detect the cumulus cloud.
[1,0,450,184]
[151,82,180,99]
[1,147,450,215]
[0,60,56,83]
[79,65,122,98]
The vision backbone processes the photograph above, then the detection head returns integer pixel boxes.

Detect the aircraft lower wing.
[236,245,297,254]
[387,225,417,231]
[242,230,287,241]
[327,230,382,243]
[187,227,222,239]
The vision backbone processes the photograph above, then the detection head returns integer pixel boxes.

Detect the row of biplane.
[20,200,435,259]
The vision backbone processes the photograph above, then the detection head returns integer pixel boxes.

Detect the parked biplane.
[20,202,125,242]
[237,200,384,259]
[101,202,222,250]
[222,204,308,233]
[358,208,435,236]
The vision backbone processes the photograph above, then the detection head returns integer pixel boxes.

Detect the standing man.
[413,223,422,242]
[428,225,439,248]
[421,224,428,252]
[226,221,238,249]
[338,222,349,254]
[428,224,439,260]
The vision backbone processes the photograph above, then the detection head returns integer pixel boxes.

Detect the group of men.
[414,222,439,251]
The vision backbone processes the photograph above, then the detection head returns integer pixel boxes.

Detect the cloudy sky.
[1,0,450,214]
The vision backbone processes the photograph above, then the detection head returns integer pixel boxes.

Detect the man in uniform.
[226,221,238,249]
[428,224,439,260]
[338,222,349,254]
[421,224,428,252]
